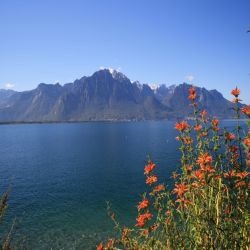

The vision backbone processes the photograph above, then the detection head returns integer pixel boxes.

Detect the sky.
[0,0,249,102]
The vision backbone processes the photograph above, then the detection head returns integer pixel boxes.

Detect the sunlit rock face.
[0,70,241,122]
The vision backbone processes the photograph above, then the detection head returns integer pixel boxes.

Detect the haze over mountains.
[0,69,238,122]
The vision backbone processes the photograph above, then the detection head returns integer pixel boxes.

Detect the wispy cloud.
[4,83,15,89]
[186,75,194,82]
[149,83,160,90]
[99,66,122,72]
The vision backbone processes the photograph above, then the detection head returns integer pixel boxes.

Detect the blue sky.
[0,0,249,102]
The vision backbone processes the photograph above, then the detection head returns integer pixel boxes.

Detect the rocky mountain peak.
[94,68,129,82]
[0,70,241,122]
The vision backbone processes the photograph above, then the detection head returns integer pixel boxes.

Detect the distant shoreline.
[0,120,167,125]
[0,118,248,126]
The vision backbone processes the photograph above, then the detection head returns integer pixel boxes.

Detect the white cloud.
[99,66,122,72]
[4,83,15,89]
[186,75,194,82]
[149,83,160,90]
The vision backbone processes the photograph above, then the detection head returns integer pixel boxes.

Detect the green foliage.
[99,87,250,250]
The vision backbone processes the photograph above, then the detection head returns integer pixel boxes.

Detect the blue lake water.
[0,121,245,249]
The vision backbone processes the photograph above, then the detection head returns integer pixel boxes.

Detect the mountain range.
[0,69,239,122]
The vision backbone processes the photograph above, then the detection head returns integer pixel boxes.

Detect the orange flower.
[199,132,208,138]
[144,160,156,175]
[191,182,198,188]
[229,146,238,153]
[231,87,240,97]
[150,223,159,232]
[225,133,235,140]
[212,119,219,127]
[194,124,202,131]
[224,170,236,178]
[197,152,213,167]
[201,164,215,173]
[223,186,229,193]
[191,170,204,180]
[146,175,158,185]
[201,110,207,117]
[150,184,165,195]
[97,242,104,250]
[137,199,150,211]
[175,121,189,131]
[183,136,193,145]
[211,119,219,131]
[106,239,114,248]
[214,174,221,180]
[184,165,192,171]
[189,86,196,95]
[232,153,239,159]
[189,94,196,101]
[236,181,246,188]
[173,183,189,196]
[136,212,153,227]
[176,197,191,209]
[236,171,250,179]
[191,181,205,188]
[242,105,250,117]
[188,86,196,101]
[136,217,145,227]
[243,138,250,147]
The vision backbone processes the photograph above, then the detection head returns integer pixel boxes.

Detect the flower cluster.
[135,159,160,229]
[136,212,153,227]
[144,160,156,175]
[99,86,249,250]
[188,86,196,101]
[242,105,250,117]
[175,121,189,131]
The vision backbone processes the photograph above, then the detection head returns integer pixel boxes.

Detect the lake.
[0,121,244,249]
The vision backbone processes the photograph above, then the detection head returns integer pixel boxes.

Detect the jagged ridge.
[0,69,239,122]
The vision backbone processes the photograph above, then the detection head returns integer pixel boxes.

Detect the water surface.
[0,121,244,249]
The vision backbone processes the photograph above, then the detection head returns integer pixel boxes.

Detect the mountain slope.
[154,83,238,119]
[0,70,240,122]
[0,89,17,108]
[0,69,170,122]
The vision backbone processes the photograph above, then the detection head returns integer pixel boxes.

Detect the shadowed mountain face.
[0,89,17,108]
[154,83,238,119]
[0,69,169,122]
[0,69,238,122]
